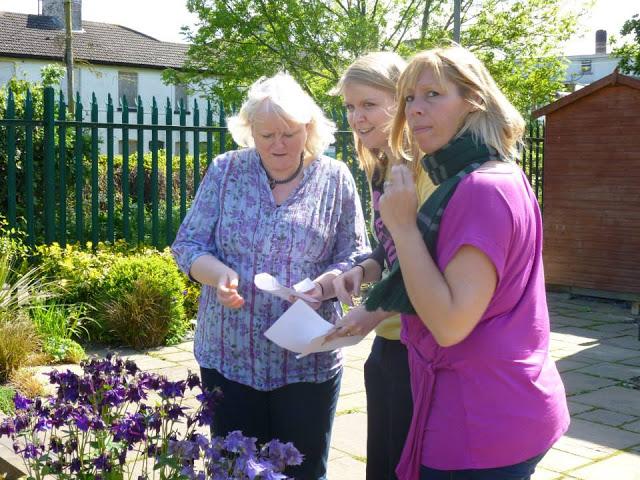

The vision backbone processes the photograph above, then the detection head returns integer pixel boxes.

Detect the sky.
[1,0,638,55]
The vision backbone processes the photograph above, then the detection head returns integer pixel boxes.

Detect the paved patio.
[1,291,639,479]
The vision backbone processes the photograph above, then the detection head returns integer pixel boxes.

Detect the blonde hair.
[332,52,422,183]
[390,46,525,162]
[228,73,336,159]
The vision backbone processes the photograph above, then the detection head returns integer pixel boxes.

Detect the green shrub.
[35,242,121,305]
[101,279,175,349]
[42,337,86,364]
[0,385,15,414]
[183,281,201,321]
[0,311,40,382]
[95,251,188,346]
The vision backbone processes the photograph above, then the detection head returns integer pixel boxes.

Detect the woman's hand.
[299,283,323,311]
[323,305,387,343]
[333,267,364,306]
[216,270,245,309]
[289,282,323,310]
[379,165,419,236]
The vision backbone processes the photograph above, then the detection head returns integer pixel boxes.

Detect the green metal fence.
[1,86,542,250]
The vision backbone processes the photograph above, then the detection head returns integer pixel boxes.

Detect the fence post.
[57,91,67,247]
[165,98,173,246]
[219,102,226,154]
[74,93,84,244]
[106,94,115,243]
[206,100,213,167]
[179,99,187,222]
[193,99,200,192]
[151,97,159,246]
[43,87,56,244]
[91,93,99,248]
[24,90,35,247]
[121,96,130,242]
[136,95,145,244]
[5,91,16,229]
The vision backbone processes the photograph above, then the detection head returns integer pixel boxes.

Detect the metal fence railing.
[1,86,542,249]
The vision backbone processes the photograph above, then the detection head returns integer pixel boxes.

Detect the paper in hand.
[264,300,363,358]
[254,272,319,303]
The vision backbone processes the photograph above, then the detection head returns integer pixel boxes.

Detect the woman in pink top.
[356,47,569,479]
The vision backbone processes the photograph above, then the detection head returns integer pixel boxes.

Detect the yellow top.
[374,168,437,340]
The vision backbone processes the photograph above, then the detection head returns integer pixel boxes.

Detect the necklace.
[260,153,304,190]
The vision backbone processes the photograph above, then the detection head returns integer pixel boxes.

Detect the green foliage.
[0,235,54,318]
[183,281,201,322]
[167,0,589,114]
[96,251,189,347]
[42,337,86,364]
[613,13,640,76]
[40,64,65,88]
[35,242,120,305]
[0,385,15,415]
[0,73,92,239]
[101,279,176,349]
[34,242,193,347]
[0,311,40,382]
[30,301,92,341]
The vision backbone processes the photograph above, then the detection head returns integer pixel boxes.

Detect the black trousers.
[200,367,342,480]
[364,336,413,480]
[419,452,546,479]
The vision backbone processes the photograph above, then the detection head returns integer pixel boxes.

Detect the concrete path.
[1,292,639,479]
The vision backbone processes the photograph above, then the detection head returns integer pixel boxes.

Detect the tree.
[165,0,589,114]
[613,13,640,76]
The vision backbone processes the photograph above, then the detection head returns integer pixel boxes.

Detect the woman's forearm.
[391,226,458,345]
[360,258,383,283]
[392,225,496,346]
[189,254,235,287]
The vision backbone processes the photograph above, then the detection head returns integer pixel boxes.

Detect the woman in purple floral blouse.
[172,73,370,480]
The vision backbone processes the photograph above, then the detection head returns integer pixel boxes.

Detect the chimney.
[595,29,607,55]
[41,0,82,31]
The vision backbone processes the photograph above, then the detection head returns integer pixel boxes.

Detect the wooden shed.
[532,71,640,308]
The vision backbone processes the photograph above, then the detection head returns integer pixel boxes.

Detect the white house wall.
[564,55,620,87]
[0,57,217,155]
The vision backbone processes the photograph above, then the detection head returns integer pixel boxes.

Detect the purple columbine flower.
[13,393,32,410]
[93,453,112,471]
[159,379,186,399]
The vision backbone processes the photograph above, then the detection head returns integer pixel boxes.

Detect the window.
[580,60,592,74]
[148,140,166,150]
[118,72,138,109]
[174,141,190,154]
[174,84,190,113]
[118,140,138,154]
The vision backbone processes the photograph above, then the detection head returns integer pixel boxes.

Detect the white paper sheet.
[254,272,319,303]
[264,300,363,358]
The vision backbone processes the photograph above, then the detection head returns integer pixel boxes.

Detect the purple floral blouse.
[172,148,370,390]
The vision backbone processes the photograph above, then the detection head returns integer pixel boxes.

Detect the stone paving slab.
[566,451,640,480]
[575,408,638,428]
[538,447,593,472]
[569,386,640,417]
[573,362,640,381]
[561,371,619,396]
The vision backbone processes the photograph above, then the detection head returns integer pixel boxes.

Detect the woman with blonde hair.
[334,46,569,480]
[330,51,436,480]
[172,72,370,479]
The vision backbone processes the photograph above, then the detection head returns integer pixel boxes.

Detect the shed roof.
[533,71,640,118]
[0,11,188,70]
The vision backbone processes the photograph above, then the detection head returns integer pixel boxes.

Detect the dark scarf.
[364,133,499,313]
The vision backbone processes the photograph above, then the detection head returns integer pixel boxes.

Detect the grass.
[30,301,92,340]
[0,385,15,414]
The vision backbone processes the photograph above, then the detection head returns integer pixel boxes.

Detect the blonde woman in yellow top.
[331,52,436,480]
